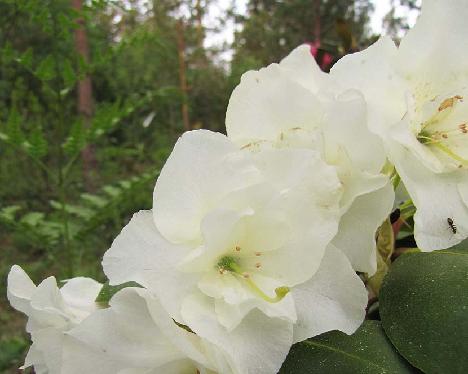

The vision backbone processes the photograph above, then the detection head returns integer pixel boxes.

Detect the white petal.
[291,244,367,343]
[397,0,468,92]
[29,328,65,374]
[181,293,293,374]
[67,288,188,372]
[322,90,386,174]
[23,345,46,373]
[226,63,324,146]
[331,182,395,274]
[143,294,214,369]
[62,337,126,374]
[103,210,166,286]
[278,44,327,93]
[102,210,198,322]
[60,277,102,317]
[153,130,260,244]
[251,148,326,192]
[29,277,68,329]
[7,265,36,315]
[330,37,407,135]
[390,145,468,250]
[256,170,341,285]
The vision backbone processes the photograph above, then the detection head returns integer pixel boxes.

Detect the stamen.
[255,262,262,269]
[235,246,241,252]
[438,95,463,112]
[255,252,262,257]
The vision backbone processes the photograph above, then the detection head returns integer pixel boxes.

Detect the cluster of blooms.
[7,1,468,373]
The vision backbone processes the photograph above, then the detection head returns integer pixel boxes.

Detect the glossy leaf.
[380,248,468,374]
[279,321,415,373]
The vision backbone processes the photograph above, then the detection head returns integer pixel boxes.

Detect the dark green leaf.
[279,321,415,374]
[380,248,468,374]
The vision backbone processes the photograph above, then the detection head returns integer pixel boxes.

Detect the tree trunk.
[176,18,191,132]
[72,0,97,191]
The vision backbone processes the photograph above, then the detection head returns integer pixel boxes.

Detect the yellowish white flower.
[330,0,468,250]
[103,130,368,374]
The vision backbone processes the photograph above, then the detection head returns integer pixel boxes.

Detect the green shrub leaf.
[279,321,415,373]
[380,247,468,373]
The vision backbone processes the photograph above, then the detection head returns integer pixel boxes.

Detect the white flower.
[226,45,395,274]
[103,130,368,374]
[62,287,228,374]
[6,265,102,374]
[330,0,468,250]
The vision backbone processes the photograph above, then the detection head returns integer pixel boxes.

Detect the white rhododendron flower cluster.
[7,1,467,373]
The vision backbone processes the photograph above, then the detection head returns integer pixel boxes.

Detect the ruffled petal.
[291,244,367,343]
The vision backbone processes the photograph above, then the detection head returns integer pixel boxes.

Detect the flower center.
[416,94,468,168]
[216,255,289,303]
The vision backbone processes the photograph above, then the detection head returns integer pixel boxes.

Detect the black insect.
[447,218,457,234]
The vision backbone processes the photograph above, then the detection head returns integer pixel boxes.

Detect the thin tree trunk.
[176,19,190,132]
[72,0,96,191]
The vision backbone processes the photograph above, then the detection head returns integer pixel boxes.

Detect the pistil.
[216,255,289,303]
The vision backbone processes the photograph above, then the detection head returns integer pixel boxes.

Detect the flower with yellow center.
[331,0,468,250]
[103,130,368,374]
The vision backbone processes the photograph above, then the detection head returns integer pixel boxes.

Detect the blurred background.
[0,0,420,372]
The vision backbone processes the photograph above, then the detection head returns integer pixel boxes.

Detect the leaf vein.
[300,340,387,372]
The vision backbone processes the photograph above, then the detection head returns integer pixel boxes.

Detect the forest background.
[0,0,419,372]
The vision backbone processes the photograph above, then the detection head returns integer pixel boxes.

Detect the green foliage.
[0,337,29,372]
[1,170,157,259]
[95,281,142,307]
[380,247,468,374]
[280,321,414,373]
